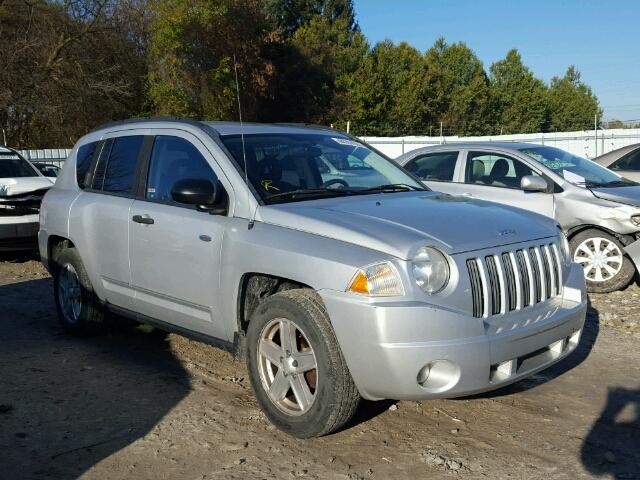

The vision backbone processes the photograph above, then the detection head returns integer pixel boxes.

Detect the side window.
[465,151,539,189]
[102,136,144,194]
[76,142,99,189]
[405,151,458,182]
[146,136,219,204]
[611,149,640,171]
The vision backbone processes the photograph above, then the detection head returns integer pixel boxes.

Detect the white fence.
[14,128,640,163]
[362,128,640,159]
[18,148,70,166]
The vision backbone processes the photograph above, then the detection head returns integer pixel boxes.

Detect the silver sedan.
[396,142,640,293]
[594,143,640,182]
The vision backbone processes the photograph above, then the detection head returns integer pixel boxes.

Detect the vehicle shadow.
[463,297,600,400]
[580,387,640,479]
[0,276,191,480]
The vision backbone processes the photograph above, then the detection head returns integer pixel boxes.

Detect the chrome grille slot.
[529,247,543,302]
[467,258,484,318]
[467,242,563,318]
[501,253,517,311]
[485,256,501,315]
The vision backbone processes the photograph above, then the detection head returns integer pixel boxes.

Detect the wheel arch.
[566,224,636,246]
[47,235,76,271]
[236,273,320,338]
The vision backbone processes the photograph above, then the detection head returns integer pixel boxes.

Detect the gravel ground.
[1,254,639,480]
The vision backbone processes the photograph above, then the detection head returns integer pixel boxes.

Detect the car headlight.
[631,214,640,226]
[348,262,404,297]
[412,247,450,294]
[558,228,571,264]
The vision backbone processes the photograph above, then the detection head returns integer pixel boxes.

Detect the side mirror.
[521,175,548,192]
[171,178,225,214]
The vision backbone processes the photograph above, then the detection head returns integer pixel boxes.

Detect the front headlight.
[558,228,571,264]
[631,214,640,226]
[347,262,404,297]
[412,247,450,294]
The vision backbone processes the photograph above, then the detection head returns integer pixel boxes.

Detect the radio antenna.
[233,54,255,229]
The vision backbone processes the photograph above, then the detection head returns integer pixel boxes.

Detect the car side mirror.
[521,175,548,192]
[171,178,226,214]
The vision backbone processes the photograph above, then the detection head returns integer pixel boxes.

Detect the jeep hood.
[258,191,557,259]
[0,177,53,197]
[590,185,640,207]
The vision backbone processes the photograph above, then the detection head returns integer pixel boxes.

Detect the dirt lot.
[1,254,639,480]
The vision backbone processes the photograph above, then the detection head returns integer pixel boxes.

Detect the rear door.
[69,135,147,310]
[402,150,463,194]
[608,148,640,182]
[128,132,231,339]
[457,150,555,218]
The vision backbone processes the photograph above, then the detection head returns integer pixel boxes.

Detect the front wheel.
[570,229,635,293]
[246,289,360,438]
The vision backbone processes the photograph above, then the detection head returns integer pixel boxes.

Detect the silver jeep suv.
[39,119,586,437]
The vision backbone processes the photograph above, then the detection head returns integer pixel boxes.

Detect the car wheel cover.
[58,263,82,323]
[573,237,623,282]
[257,317,318,416]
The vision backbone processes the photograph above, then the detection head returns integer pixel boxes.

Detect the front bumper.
[0,215,39,250]
[319,262,587,401]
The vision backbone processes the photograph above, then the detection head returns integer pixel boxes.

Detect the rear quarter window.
[76,142,99,189]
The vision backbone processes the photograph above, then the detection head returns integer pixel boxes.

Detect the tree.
[147,0,275,121]
[423,39,495,135]
[547,66,600,131]
[263,0,356,38]
[287,12,368,125]
[490,49,548,134]
[0,0,147,147]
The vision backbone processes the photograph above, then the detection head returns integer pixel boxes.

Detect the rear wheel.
[246,289,360,438]
[570,229,635,293]
[53,247,106,336]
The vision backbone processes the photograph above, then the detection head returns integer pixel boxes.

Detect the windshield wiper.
[359,183,425,193]
[576,179,636,188]
[265,188,355,202]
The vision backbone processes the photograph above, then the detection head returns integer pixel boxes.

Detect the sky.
[353,0,640,122]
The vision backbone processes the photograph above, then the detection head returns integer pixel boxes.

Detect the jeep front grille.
[466,243,563,318]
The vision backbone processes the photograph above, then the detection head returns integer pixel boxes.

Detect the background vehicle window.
[465,151,539,189]
[0,153,39,178]
[146,136,219,204]
[405,152,458,181]
[611,149,640,171]
[76,142,99,189]
[101,136,143,194]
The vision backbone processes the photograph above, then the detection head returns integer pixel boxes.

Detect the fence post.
[401,138,405,155]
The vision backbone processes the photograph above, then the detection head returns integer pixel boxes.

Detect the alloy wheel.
[257,318,318,415]
[58,263,82,323]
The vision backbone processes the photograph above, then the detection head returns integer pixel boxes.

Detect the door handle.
[132,214,154,225]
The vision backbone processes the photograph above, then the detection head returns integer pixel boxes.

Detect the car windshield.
[0,154,39,178]
[221,133,425,204]
[518,146,632,188]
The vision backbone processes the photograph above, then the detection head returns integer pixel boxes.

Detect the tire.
[569,229,635,293]
[246,289,360,438]
[52,247,106,336]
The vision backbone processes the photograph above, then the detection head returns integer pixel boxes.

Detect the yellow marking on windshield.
[261,179,280,191]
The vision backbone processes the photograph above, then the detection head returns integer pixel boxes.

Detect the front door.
[458,150,555,219]
[129,133,230,339]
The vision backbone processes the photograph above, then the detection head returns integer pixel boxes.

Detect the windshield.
[221,133,425,204]
[0,153,40,178]
[518,146,631,187]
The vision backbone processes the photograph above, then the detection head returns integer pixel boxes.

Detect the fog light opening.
[416,360,460,393]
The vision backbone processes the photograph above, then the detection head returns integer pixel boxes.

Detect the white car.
[0,147,54,250]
